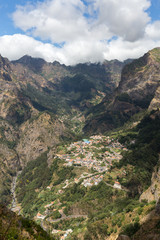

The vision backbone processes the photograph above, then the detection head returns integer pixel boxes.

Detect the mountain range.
[0,48,160,240]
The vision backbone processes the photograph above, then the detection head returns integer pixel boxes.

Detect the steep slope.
[118,48,160,108]
[84,48,160,134]
[140,161,160,203]
[0,204,52,240]
[16,112,65,164]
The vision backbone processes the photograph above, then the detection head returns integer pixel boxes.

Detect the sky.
[0,0,160,65]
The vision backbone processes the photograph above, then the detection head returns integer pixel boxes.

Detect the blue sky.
[148,0,160,21]
[0,0,39,35]
[0,0,160,65]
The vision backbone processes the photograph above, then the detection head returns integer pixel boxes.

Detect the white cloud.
[13,0,89,43]
[0,34,108,65]
[95,0,151,41]
[104,37,160,61]
[0,0,159,65]
[145,21,160,40]
[0,34,60,62]
[13,0,151,42]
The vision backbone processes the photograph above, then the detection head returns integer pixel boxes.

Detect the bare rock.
[140,160,160,203]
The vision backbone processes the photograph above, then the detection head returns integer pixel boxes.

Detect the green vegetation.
[116,93,132,103]
[51,217,85,231]
[122,55,147,75]
[118,113,160,195]
[16,152,53,217]
[0,204,52,240]
[120,222,140,237]
[52,159,76,186]
[61,183,86,203]
[8,102,31,125]
[16,153,75,217]
[150,48,160,62]
[22,84,66,114]
[133,95,154,108]
[14,111,160,239]
[51,210,61,219]
[0,126,16,149]
[61,74,94,104]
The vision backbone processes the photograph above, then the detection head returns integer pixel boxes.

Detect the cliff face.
[84,48,160,134]
[140,159,160,203]
[0,119,19,203]
[118,48,160,108]
[16,112,65,165]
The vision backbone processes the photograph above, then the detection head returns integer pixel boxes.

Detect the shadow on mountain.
[0,204,53,240]
[12,55,46,72]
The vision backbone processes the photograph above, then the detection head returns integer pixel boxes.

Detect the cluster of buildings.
[62,172,104,188]
[55,135,125,173]
[82,175,103,187]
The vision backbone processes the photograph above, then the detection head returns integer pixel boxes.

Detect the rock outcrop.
[140,159,160,203]
[16,112,65,165]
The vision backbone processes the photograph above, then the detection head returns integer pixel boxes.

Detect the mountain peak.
[0,54,11,69]
[15,55,46,63]
[12,55,46,72]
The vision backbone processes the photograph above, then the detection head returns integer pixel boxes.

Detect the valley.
[0,48,160,239]
[13,113,160,239]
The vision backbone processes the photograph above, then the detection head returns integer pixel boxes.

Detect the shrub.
[121,222,140,237]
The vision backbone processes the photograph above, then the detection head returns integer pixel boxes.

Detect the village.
[35,135,127,239]
[54,135,127,188]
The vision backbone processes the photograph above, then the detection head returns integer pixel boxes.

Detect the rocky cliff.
[84,48,160,134]
[118,48,160,109]
[140,158,160,203]
[16,112,65,165]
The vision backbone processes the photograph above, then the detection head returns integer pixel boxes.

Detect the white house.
[114,181,122,189]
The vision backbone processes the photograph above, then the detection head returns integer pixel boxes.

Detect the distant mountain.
[12,55,46,72]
